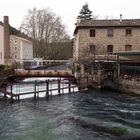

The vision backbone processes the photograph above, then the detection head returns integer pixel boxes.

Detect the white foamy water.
[6,77,78,99]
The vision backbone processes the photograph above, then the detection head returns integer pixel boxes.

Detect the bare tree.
[73,42,111,76]
[73,42,107,63]
[20,7,70,59]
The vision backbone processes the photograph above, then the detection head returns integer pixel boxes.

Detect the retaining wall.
[104,79,140,95]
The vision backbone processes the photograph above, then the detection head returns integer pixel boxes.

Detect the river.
[0,78,140,140]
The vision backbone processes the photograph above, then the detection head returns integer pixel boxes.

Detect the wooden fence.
[0,76,98,103]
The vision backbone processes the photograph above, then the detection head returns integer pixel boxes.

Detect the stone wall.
[78,28,140,51]
[74,27,140,61]
[104,79,140,95]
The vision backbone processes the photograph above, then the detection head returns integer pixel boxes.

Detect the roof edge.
[74,25,140,34]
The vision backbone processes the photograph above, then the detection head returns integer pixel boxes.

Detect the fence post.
[10,84,13,94]
[46,80,49,99]
[69,80,71,93]
[78,77,81,90]
[4,87,6,99]
[10,84,14,103]
[34,80,37,102]
[58,79,61,94]
[17,95,20,103]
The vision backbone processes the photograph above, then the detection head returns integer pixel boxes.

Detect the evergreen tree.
[78,3,92,20]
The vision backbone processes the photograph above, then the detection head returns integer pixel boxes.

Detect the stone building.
[73,15,140,62]
[0,16,11,64]
[10,35,33,63]
[0,16,33,67]
[0,21,4,64]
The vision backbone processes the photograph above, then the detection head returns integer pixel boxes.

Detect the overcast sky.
[0,0,140,37]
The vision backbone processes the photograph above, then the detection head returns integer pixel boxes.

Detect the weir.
[0,79,75,103]
[0,76,98,103]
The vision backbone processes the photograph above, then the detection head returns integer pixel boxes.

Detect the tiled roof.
[9,26,32,41]
[74,19,140,34]
[0,21,31,41]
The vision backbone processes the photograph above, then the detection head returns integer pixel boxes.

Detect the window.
[14,40,17,44]
[39,62,42,66]
[15,47,17,51]
[14,55,17,59]
[125,45,132,51]
[0,52,2,60]
[89,45,96,53]
[107,28,113,37]
[126,28,132,36]
[90,29,95,37]
[107,45,113,53]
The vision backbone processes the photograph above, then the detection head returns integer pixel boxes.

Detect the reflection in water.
[0,86,140,139]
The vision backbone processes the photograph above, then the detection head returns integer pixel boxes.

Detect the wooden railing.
[0,78,78,103]
[15,69,73,77]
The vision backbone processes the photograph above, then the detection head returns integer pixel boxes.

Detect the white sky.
[0,0,140,37]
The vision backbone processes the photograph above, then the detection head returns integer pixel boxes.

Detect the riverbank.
[103,79,140,95]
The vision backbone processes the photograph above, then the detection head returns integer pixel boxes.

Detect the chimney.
[4,16,10,64]
[76,17,81,25]
[120,14,122,22]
